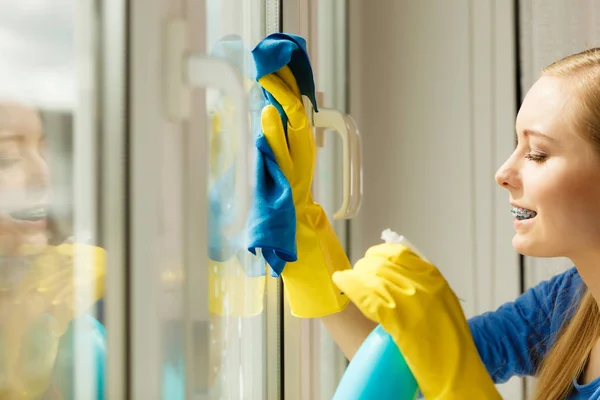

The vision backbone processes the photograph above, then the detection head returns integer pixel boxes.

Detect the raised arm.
[321,302,378,360]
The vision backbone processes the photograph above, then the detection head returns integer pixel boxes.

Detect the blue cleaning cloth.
[207,33,318,277]
[247,33,319,277]
[252,33,318,135]
[206,33,296,277]
[247,131,297,277]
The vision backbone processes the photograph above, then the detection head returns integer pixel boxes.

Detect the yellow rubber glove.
[332,240,501,399]
[0,243,105,400]
[258,66,350,318]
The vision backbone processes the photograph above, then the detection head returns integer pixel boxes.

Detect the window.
[0,0,351,398]
[0,1,117,398]
[129,0,274,398]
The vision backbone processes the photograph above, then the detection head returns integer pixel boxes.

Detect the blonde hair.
[532,48,600,400]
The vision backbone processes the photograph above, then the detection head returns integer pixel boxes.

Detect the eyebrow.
[517,129,558,143]
[0,131,22,142]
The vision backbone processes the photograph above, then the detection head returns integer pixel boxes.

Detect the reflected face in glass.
[0,103,49,256]
[495,76,600,259]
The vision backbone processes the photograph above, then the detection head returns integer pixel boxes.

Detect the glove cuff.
[283,273,350,318]
[281,216,351,318]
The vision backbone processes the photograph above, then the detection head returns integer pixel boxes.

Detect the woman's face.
[0,103,49,256]
[495,76,600,259]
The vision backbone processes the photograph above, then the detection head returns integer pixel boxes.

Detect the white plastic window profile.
[303,96,363,220]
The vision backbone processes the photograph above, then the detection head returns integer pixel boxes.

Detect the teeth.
[511,207,537,220]
[10,207,46,221]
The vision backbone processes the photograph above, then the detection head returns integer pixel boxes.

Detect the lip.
[14,217,47,230]
[8,205,48,230]
[513,217,534,229]
[510,202,537,229]
[510,202,536,212]
[9,216,47,231]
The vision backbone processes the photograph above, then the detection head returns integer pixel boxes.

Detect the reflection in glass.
[203,31,267,399]
[0,2,105,399]
[157,1,267,399]
[0,105,105,400]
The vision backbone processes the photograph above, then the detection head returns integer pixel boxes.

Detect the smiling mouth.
[511,207,537,221]
[9,207,47,222]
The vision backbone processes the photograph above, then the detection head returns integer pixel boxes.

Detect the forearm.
[320,301,377,361]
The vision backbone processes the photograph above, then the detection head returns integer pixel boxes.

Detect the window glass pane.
[204,3,267,398]
[0,1,105,399]
[158,1,268,399]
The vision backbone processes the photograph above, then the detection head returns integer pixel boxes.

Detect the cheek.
[0,168,28,210]
[538,169,600,241]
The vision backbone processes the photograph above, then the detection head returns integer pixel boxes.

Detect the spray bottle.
[332,229,426,400]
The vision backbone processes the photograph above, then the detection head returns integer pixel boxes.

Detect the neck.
[572,252,600,306]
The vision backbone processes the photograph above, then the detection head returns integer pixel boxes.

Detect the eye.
[0,155,23,169]
[525,152,547,163]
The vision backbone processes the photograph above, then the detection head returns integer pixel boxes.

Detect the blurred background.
[0,0,595,399]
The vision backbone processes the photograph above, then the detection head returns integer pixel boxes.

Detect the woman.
[319,47,600,399]
[0,102,50,256]
[0,101,105,400]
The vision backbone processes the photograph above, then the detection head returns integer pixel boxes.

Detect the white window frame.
[99,0,128,398]
[280,1,350,399]
[73,0,128,397]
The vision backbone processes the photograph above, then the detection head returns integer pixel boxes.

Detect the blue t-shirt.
[468,267,600,398]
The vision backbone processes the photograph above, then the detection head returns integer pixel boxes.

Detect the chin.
[512,234,541,257]
[512,234,562,258]
[16,231,49,255]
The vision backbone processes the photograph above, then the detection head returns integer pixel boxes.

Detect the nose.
[495,153,520,190]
